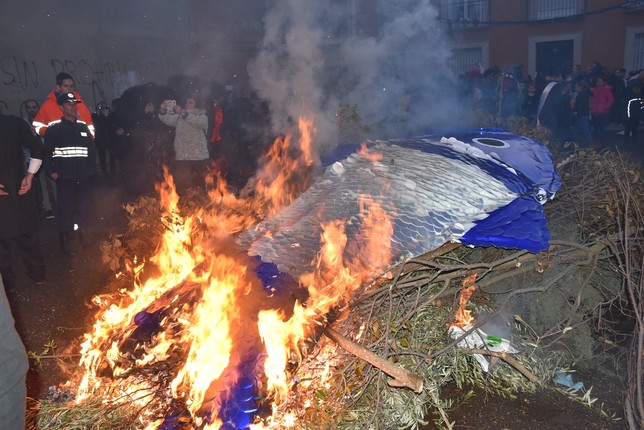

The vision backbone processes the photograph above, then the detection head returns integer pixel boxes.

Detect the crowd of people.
[84,81,271,197]
[1,72,275,286]
[460,63,644,148]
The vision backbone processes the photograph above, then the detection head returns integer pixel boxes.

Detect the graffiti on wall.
[1,55,171,113]
[1,56,39,90]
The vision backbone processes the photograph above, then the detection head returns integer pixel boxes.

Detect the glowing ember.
[74,116,396,428]
[451,273,478,327]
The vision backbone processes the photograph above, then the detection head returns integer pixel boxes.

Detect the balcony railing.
[623,0,644,12]
[528,0,584,21]
[439,0,489,29]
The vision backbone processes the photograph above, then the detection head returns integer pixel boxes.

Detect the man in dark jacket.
[571,81,593,147]
[537,80,572,145]
[624,83,643,145]
[92,101,119,186]
[0,113,46,290]
[44,92,96,254]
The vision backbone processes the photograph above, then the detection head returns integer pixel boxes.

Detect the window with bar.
[449,47,483,75]
[624,0,644,12]
[440,0,489,28]
[633,32,644,71]
[528,0,584,21]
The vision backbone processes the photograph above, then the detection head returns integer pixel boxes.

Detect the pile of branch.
[270,148,643,429]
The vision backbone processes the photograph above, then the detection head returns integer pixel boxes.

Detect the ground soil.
[6,127,642,429]
[422,372,626,430]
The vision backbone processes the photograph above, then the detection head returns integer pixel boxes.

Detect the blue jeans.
[571,114,593,147]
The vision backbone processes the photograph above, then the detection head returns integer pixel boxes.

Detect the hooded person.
[158,95,210,192]
[32,72,95,138]
[589,77,614,144]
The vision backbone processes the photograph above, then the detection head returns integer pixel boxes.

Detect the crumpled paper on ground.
[449,324,518,372]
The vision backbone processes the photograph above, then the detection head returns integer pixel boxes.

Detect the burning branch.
[324,327,423,393]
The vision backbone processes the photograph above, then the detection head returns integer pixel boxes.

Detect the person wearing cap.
[32,72,95,139]
[43,92,96,254]
[0,112,46,290]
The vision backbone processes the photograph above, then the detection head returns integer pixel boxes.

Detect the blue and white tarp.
[245,128,562,278]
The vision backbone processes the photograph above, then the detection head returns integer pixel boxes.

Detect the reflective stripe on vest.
[627,98,642,118]
[78,121,95,137]
[52,147,89,158]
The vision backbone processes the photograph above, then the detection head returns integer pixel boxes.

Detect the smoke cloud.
[248,0,458,153]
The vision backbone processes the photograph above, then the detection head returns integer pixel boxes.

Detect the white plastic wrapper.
[448,324,518,372]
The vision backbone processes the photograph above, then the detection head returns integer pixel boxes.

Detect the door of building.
[535,39,574,76]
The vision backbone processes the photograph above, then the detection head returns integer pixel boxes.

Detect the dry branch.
[466,349,539,382]
[324,327,424,393]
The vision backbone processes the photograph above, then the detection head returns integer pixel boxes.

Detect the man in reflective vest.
[43,92,96,254]
[32,72,95,139]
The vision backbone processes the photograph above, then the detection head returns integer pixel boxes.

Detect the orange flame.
[452,273,478,327]
[76,115,396,427]
[259,197,394,409]
[244,117,316,217]
[357,142,383,162]
[170,255,250,418]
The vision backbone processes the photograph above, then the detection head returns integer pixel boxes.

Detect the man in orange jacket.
[32,72,95,138]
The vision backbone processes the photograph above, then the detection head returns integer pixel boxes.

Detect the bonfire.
[28,119,644,430]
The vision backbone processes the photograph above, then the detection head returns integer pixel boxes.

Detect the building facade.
[434,0,644,78]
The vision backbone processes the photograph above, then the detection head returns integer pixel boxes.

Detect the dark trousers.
[624,117,640,145]
[55,179,92,235]
[571,115,593,147]
[591,114,609,143]
[97,144,117,182]
[0,232,46,290]
[172,159,209,194]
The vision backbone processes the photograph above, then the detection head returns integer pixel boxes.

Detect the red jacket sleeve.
[32,90,95,138]
[32,94,62,137]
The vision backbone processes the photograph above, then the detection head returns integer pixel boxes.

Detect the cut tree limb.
[324,327,424,393]
[467,348,539,382]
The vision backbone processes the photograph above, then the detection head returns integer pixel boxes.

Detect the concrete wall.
[0,1,194,115]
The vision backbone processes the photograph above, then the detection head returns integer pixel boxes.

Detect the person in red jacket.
[32,72,95,139]
[589,77,613,145]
